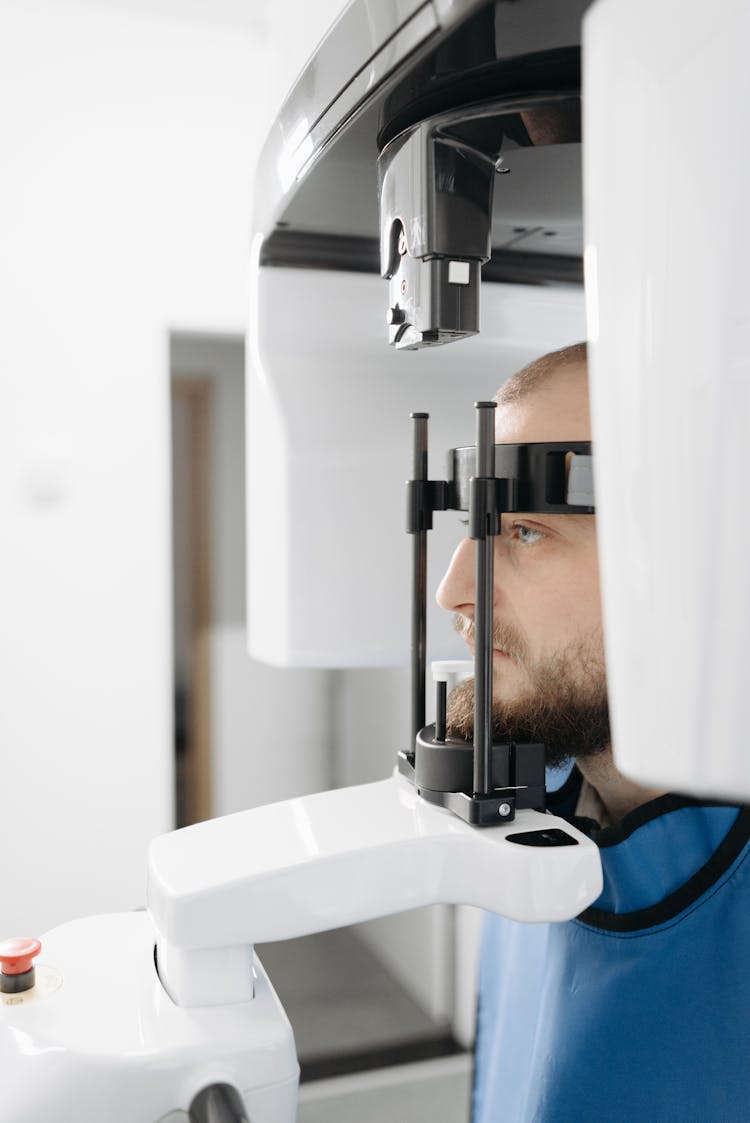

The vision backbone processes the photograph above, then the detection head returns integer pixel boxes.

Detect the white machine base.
[0,911,298,1123]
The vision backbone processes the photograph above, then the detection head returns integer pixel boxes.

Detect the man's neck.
[576,749,667,826]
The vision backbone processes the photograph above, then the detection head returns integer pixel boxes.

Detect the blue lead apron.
[472,769,750,1122]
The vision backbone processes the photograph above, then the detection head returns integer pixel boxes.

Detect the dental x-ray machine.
[3,0,748,1117]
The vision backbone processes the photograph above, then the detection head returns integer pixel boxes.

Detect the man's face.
[435,361,610,766]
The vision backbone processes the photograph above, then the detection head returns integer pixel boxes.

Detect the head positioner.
[401,400,594,826]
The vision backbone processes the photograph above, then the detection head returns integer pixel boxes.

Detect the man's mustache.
[453,613,528,663]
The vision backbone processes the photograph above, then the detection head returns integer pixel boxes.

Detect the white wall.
[0,0,269,934]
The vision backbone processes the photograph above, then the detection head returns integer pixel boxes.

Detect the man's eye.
[458,518,544,544]
[514,523,544,545]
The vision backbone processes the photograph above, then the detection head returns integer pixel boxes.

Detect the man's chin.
[444,675,611,768]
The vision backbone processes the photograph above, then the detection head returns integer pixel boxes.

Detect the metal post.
[435,680,447,742]
[410,413,429,747]
[473,402,496,796]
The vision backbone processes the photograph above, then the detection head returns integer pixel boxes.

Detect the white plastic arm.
[147,773,602,1007]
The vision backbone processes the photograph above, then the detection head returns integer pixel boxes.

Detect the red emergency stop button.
[0,937,42,993]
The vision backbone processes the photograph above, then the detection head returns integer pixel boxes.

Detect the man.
[437,342,750,1121]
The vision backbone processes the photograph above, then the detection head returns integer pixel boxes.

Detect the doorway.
[171,374,213,827]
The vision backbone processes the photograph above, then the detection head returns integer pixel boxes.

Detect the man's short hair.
[495,341,588,407]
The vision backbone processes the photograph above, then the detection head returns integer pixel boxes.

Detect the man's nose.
[436,536,476,613]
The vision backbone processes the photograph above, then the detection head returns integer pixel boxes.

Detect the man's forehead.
[494,362,591,444]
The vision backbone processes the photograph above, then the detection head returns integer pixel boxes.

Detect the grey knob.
[189,1084,249,1123]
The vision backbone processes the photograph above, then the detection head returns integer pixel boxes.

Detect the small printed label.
[448,261,471,285]
[1,966,63,1006]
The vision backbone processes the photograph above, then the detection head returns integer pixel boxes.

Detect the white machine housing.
[584,0,750,799]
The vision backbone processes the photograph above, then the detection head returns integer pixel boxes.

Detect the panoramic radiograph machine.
[2,0,748,1118]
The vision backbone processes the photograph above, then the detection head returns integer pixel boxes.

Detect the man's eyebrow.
[554,512,596,533]
[502,511,593,523]
[503,512,595,534]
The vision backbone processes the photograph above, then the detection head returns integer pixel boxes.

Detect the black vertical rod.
[435,680,447,742]
[473,402,496,796]
[410,412,429,747]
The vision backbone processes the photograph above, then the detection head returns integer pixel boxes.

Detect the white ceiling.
[74,0,272,35]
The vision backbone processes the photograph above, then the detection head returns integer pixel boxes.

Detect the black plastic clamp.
[407,479,449,533]
[468,477,518,539]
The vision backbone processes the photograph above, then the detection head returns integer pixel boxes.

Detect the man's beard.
[446,615,610,769]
